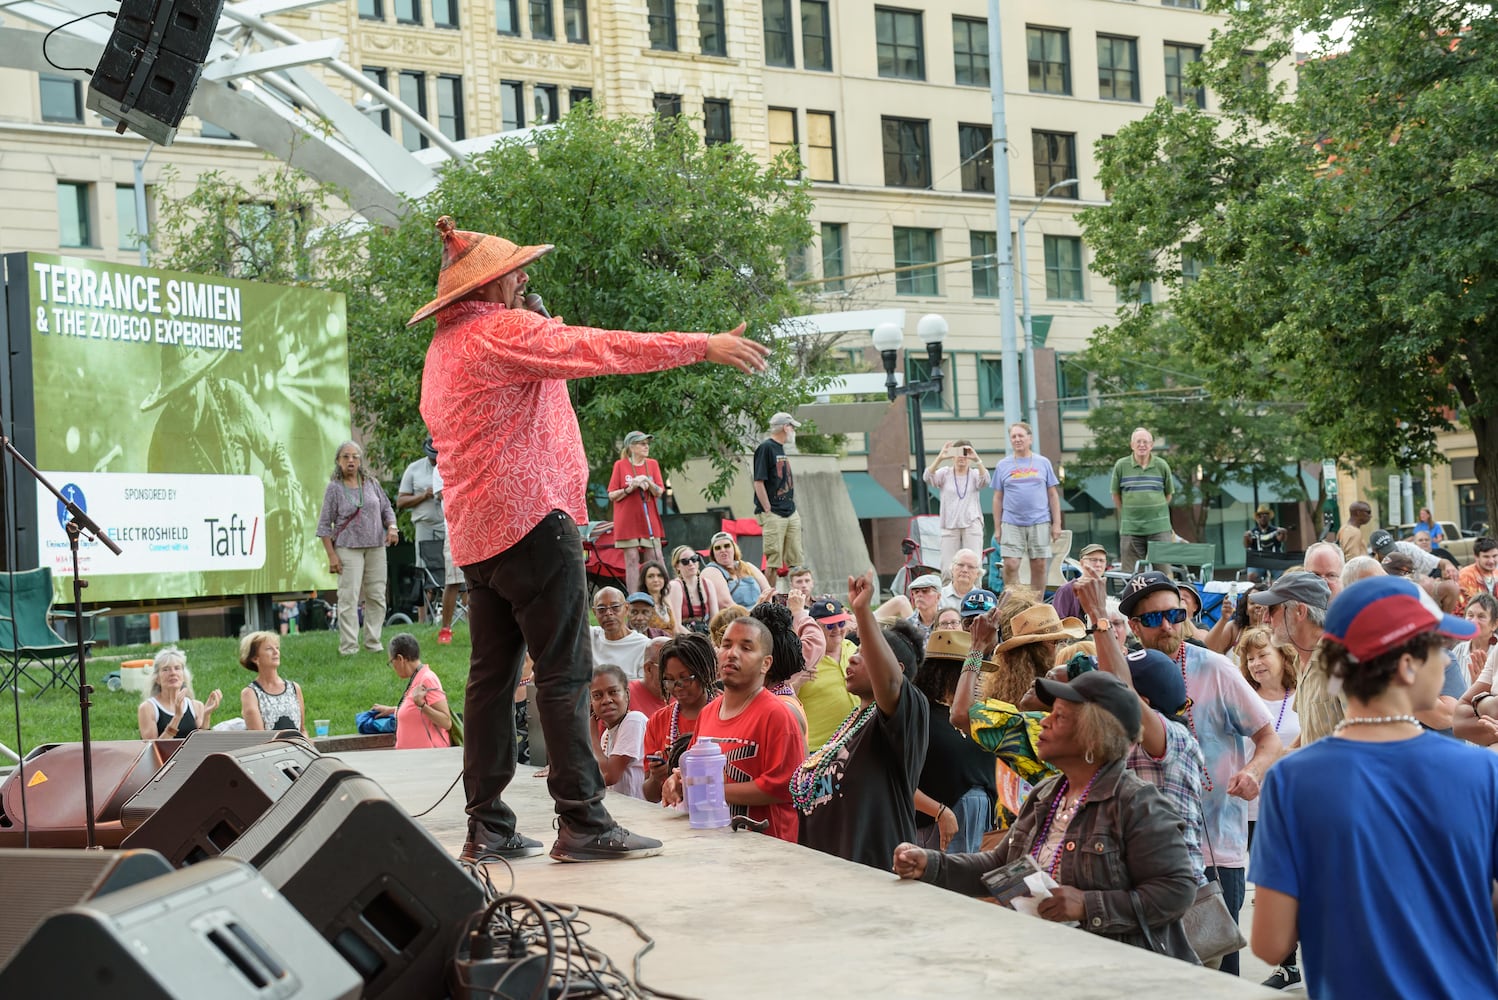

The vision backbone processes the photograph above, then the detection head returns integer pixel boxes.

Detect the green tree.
[1080,0,1498,524]
[349,106,827,498]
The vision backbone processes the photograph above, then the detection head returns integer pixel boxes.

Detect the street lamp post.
[873,315,949,515]
[1019,177,1079,434]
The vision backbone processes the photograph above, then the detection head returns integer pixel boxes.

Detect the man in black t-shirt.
[753,412,804,587]
[1244,504,1287,554]
[793,571,929,871]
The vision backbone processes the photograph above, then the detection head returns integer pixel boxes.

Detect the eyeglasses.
[712,543,734,551]
[594,604,623,614]
[662,675,699,688]
[677,557,698,566]
[822,621,847,630]
[1131,608,1189,628]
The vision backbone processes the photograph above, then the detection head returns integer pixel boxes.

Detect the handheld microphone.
[522,292,551,318]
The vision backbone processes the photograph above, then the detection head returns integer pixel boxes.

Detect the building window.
[821,222,846,292]
[1026,26,1070,95]
[40,74,83,123]
[698,0,726,55]
[649,0,676,50]
[433,0,459,27]
[786,244,811,281]
[1057,355,1090,412]
[563,0,587,41]
[436,75,464,140]
[534,84,559,123]
[1097,35,1139,102]
[359,0,382,19]
[1181,243,1211,284]
[881,116,929,188]
[500,80,524,130]
[399,71,427,151]
[57,182,92,248]
[905,355,952,411]
[952,17,988,87]
[802,0,832,71]
[970,230,997,298]
[764,0,793,67]
[496,0,518,34]
[703,99,731,145]
[875,7,924,80]
[530,0,554,39]
[653,93,682,117]
[361,69,391,133]
[1165,42,1205,108]
[569,87,593,109]
[1117,279,1153,304]
[977,358,1006,413]
[1162,0,1201,7]
[393,0,420,24]
[1033,131,1077,198]
[959,123,993,193]
[115,184,149,251]
[806,111,837,181]
[893,226,938,296]
[1044,235,1084,300]
[769,107,798,168]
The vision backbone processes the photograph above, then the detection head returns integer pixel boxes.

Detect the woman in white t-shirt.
[1452,593,1498,686]
[589,665,647,799]
[922,440,990,574]
[1237,626,1301,831]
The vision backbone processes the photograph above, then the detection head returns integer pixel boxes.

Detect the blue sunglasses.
[1131,608,1189,628]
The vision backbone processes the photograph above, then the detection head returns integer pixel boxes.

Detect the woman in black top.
[136,646,221,739]
[913,630,997,853]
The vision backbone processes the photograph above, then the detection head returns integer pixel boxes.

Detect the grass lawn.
[0,622,474,752]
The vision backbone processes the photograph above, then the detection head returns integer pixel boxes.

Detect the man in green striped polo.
[1110,427,1174,575]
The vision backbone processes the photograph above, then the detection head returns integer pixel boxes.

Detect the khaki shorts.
[1000,521,1051,560]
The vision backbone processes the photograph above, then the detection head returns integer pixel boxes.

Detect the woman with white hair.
[137,647,222,739]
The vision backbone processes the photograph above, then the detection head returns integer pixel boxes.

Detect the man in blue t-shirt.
[991,422,1060,593]
[1250,576,1498,999]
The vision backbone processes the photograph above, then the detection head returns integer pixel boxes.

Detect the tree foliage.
[348,107,826,496]
[1080,0,1498,521]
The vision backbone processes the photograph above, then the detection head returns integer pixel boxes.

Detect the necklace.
[768,681,794,698]
[1334,714,1421,734]
[953,467,970,501]
[789,704,876,814]
[341,480,364,509]
[1273,693,1288,733]
[1174,643,1213,792]
[1030,769,1102,878]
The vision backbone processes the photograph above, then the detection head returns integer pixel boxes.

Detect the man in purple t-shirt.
[992,422,1061,593]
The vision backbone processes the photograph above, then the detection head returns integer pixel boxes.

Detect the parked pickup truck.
[1393,521,1480,566]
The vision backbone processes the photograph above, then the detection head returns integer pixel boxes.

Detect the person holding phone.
[924,440,990,576]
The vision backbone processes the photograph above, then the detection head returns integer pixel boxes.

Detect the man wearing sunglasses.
[1120,570,1281,977]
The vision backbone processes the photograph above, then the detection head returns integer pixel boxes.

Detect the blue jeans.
[1206,865,1247,976]
[917,787,991,854]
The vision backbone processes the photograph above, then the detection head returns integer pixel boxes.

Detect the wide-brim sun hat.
[924,628,999,673]
[994,604,1088,654]
[407,216,554,327]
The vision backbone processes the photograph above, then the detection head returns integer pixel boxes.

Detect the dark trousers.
[1206,864,1247,976]
[460,510,612,837]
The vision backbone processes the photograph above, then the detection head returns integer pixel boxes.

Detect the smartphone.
[773,592,789,605]
[645,753,666,768]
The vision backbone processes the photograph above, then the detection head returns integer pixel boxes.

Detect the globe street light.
[873,315,948,515]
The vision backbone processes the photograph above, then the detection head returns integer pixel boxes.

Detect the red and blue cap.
[1323,576,1475,662]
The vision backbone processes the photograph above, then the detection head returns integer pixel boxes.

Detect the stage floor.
[343,748,1272,998]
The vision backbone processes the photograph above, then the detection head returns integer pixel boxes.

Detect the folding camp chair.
[0,567,99,698]
[417,538,468,628]
[1141,541,1216,585]
[891,515,942,596]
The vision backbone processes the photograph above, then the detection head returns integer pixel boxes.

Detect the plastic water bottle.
[680,738,731,829]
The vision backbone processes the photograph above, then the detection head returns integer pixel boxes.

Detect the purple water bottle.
[680,737,731,829]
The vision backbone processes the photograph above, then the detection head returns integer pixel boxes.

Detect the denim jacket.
[919,756,1199,963]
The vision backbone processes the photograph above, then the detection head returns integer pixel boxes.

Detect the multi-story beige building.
[7,0,1304,568]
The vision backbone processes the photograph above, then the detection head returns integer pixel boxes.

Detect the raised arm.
[1075,578,1166,758]
[848,570,903,715]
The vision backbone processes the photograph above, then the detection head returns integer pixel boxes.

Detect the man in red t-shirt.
[664,618,805,841]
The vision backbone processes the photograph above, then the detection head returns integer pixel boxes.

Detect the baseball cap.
[1369,529,1396,556]
[1125,649,1187,717]
[1034,672,1142,740]
[1324,575,1475,661]
[1118,571,1179,617]
[1078,543,1108,559]
[959,589,998,618]
[625,591,654,606]
[908,573,942,592]
[808,598,851,626]
[623,431,653,447]
[1248,571,1332,611]
[769,411,801,429]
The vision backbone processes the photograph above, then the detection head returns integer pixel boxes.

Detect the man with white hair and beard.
[1120,570,1280,978]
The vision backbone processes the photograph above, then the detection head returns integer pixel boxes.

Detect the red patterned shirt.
[420,301,708,566]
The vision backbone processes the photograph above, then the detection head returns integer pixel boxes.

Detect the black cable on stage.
[409,766,462,817]
[42,11,116,75]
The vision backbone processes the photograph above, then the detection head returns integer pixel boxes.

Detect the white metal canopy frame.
[0,0,540,224]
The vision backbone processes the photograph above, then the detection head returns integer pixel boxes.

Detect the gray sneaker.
[460,828,544,863]
[550,823,663,862]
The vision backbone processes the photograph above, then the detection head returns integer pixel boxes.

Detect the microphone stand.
[0,427,121,849]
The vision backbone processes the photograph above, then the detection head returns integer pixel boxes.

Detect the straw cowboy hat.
[994,604,1087,654]
[406,216,554,327]
[923,628,999,673]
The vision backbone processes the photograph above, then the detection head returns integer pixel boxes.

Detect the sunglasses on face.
[1131,608,1189,628]
[678,556,698,565]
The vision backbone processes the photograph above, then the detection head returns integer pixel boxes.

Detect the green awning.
[1063,473,1115,511]
[1222,464,1316,505]
[843,471,912,520]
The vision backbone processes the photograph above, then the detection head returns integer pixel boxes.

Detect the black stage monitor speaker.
[0,857,362,999]
[85,0,228,145]
[226,756,484,998]
[120,739,320,866]
[0,847,173,967]
[120,728,315,831]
